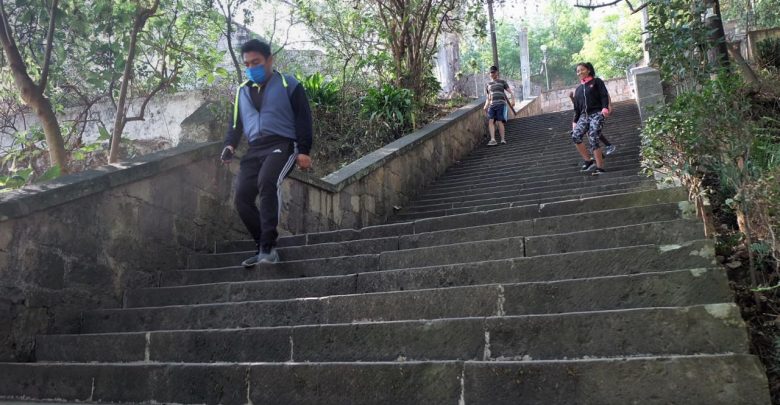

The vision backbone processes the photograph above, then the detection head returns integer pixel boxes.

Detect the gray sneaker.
[258,248,280,264]
[241,253,261,268]
[604,145,616,156]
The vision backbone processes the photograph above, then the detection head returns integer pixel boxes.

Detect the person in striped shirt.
[482,65,515,146]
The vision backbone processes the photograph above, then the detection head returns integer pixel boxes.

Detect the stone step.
[424,158,641,191]
[469,120,640,154]
[187,216,700,273]
[190,202,688,268]
[425,167,644,199]
[38,304,748,363]
[417,166,644,200]
[84,268,730,333]
[402,178,653,214]
[413,170,647,208]
[445,134,640,162]
[433,149,641,181]
[0,355,768,404]
[215,187,689,253]
[459,122,640,151]
[140,240,716,305]
[392,184,659,221]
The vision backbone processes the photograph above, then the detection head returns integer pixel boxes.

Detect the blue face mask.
[245,65,267,83]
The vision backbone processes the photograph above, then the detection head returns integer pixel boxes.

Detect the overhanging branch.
[574,0,648,13]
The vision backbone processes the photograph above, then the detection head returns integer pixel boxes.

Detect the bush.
[296,72,340,107]
[757,37,780,69]
[641,73,780,276]
[361,84,415,132]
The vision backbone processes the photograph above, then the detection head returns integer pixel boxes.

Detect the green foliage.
[527,0,591,87]
[460,1,590,87]
[361,84,415,131]
[757,37,780,69]
[645,0,711,88]
[641,72,780,272]
[574,7,643,79]
[721,0,780,31]
[296,73,340,107]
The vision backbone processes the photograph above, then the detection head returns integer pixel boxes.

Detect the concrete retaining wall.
[279,99,492,233]
[0,143,242,361]
[0,97,505,361]
[538,77,633,114]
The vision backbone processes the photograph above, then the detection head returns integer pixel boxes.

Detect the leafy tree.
[721,0,780,30]
[0,0,68,171]
[1,0,225,177]
[574,6,643,79]
[460,0,590,88]
[527,0,591,87]
[461,20,520,79]
[644,0,712,89]
[294,0,385,85]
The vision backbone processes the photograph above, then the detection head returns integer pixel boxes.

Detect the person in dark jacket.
[571,62,610,176]
[221,39,313,267]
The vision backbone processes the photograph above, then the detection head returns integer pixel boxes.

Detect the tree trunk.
[705,0,730,68]
[0,2,68,172]
[487,0,498,69]
[108,0,159,163]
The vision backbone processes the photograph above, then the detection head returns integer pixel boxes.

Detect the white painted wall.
[2,91,208,150]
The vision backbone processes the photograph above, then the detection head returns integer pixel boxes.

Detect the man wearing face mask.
[221,39,313,267]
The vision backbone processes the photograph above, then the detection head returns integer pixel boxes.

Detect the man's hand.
[572,122,577,130]
[220,145,235,164]
[296,154,312,170]
[601,108,610,118]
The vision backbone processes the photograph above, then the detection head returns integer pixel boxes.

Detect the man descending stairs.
[0,102,770,404]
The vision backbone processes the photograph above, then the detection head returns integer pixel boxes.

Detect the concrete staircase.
[0,102,770,404]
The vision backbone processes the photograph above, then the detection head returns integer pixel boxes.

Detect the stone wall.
[514,97,542,119]
[630,67,664,123]
[0,97,512,362]
[747,27,780,62]
[538,77,633,114]
[2,91,219,150]
[0,143,241,361]
[278,99,491,234]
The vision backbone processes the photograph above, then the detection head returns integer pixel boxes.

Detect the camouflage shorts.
[571,112,605,151]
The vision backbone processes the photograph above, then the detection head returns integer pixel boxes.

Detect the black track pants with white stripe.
[235,137,297,249]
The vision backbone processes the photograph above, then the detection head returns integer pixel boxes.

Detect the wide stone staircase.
[0,102,770,404]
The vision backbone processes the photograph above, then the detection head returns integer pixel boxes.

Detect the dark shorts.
[488,104,508,123]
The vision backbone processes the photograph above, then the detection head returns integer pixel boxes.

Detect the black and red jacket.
[572,76,610,123]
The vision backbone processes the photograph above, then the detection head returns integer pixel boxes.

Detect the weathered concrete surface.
[0,142,241,361]
[126,240,715,306]
[81,269,730,333]
[464,355,769,404]
[631,66,664,122]
[0,356,768,404]
[279,98,491,234]
[37,305,749,363]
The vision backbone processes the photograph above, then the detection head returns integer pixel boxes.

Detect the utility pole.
[519,27,530,100]
[487,0,499,69]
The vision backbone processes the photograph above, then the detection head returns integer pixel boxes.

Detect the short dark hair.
[489,65,499,73]
[241,39,271,58]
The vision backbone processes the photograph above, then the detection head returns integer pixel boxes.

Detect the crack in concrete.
[482,330,491,361]
[458,363,466,405]
[496,285,506,317]
[289,334,295,362]
[144,332,151,362]
[244,367,253,405]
